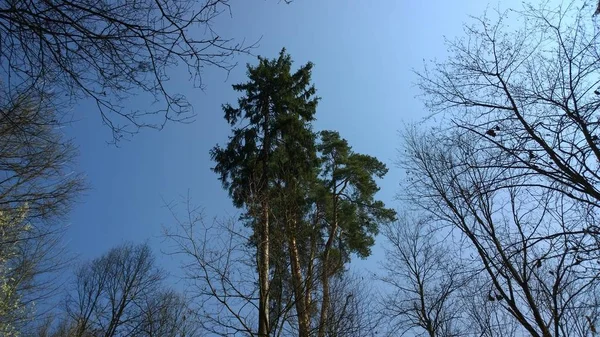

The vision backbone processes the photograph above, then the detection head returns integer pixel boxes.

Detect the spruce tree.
[211,49,318,337]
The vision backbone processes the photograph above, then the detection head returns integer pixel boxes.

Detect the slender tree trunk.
[288,218,310,337]
[319,183,344,337]
[258,100,271,337]
[318,262,330,337]
[318,217,339,337]
[259,204,270,337]
[304,215,318,324]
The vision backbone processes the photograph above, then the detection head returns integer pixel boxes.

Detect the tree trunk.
[318,263,330,337]
[258,98,271,337]
[258,204,270,337]
[318,220,338,337]
[288,218,310,337]
[304,216,318,326]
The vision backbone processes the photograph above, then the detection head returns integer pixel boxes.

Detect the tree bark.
[258,203,270,337]
[258,98,271,337]
[288,218,310,337]
[318,203,339,337]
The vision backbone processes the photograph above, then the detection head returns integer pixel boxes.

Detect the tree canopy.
[210,49,394,337]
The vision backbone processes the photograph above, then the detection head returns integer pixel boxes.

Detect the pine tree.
[315,130,396,337]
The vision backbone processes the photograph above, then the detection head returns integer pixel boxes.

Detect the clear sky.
[63,0,525,277]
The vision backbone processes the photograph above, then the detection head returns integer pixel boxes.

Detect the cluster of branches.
[0,88,84,335]
[164,200,382,337]
[0,0,241,329]
[0,0,288,332]
[33,242,199,337]
[380,1,600,337]
[0,0,304,334]
[0,0,251,141]
[165,50,395,337]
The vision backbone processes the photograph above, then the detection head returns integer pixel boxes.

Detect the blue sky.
[63,0,524,275]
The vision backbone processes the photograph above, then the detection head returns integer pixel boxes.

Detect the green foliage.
[211,49,394,335]
[211,48,321,336]
[317,130,396,261]
[211,48,319,210]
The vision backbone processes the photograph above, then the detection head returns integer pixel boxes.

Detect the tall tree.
[211,48,318,337]
[379,213,465,337]
[270,116,318,337]
[34,242,197,337]
[164,200,272,336]
[396,2,600,336]
[322,273,380,337]
[315,130,395,337]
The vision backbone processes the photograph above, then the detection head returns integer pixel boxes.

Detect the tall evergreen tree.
[211,49,318,337]
[212,50,394,337]
[315,130,396,337]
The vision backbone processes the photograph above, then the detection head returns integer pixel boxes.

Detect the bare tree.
[0,0,254,140]
[403,1,600,336]
[459,276,521,337]
[0,89,83,222]
[34,315,78,337]
[164,197,289,337]
[399,126,600,337]
[417,0,600,211]
[0,88,83,335]
[135,290,200,337]
[64,242,171,337]
[31,243,197,337]
[317,272,379,337]
[379,213,465,337]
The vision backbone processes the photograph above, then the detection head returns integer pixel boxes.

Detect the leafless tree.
[165,197,267,337]
[0,88,83,334]
[0,89,83,222]
[316,272,379,337]
[135,290,201,337]
[379,213,466,337]
[417,0,600,211]
[31,242,198,337]
[460,276,521,337]
[399,127,600,337]
[34,315,78,337]
[0,0,254,141]
[403,1,600,336]
[164,194,314,337]
[64,242,173,337]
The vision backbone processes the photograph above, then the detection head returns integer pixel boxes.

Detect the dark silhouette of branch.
[0,0,255,141]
